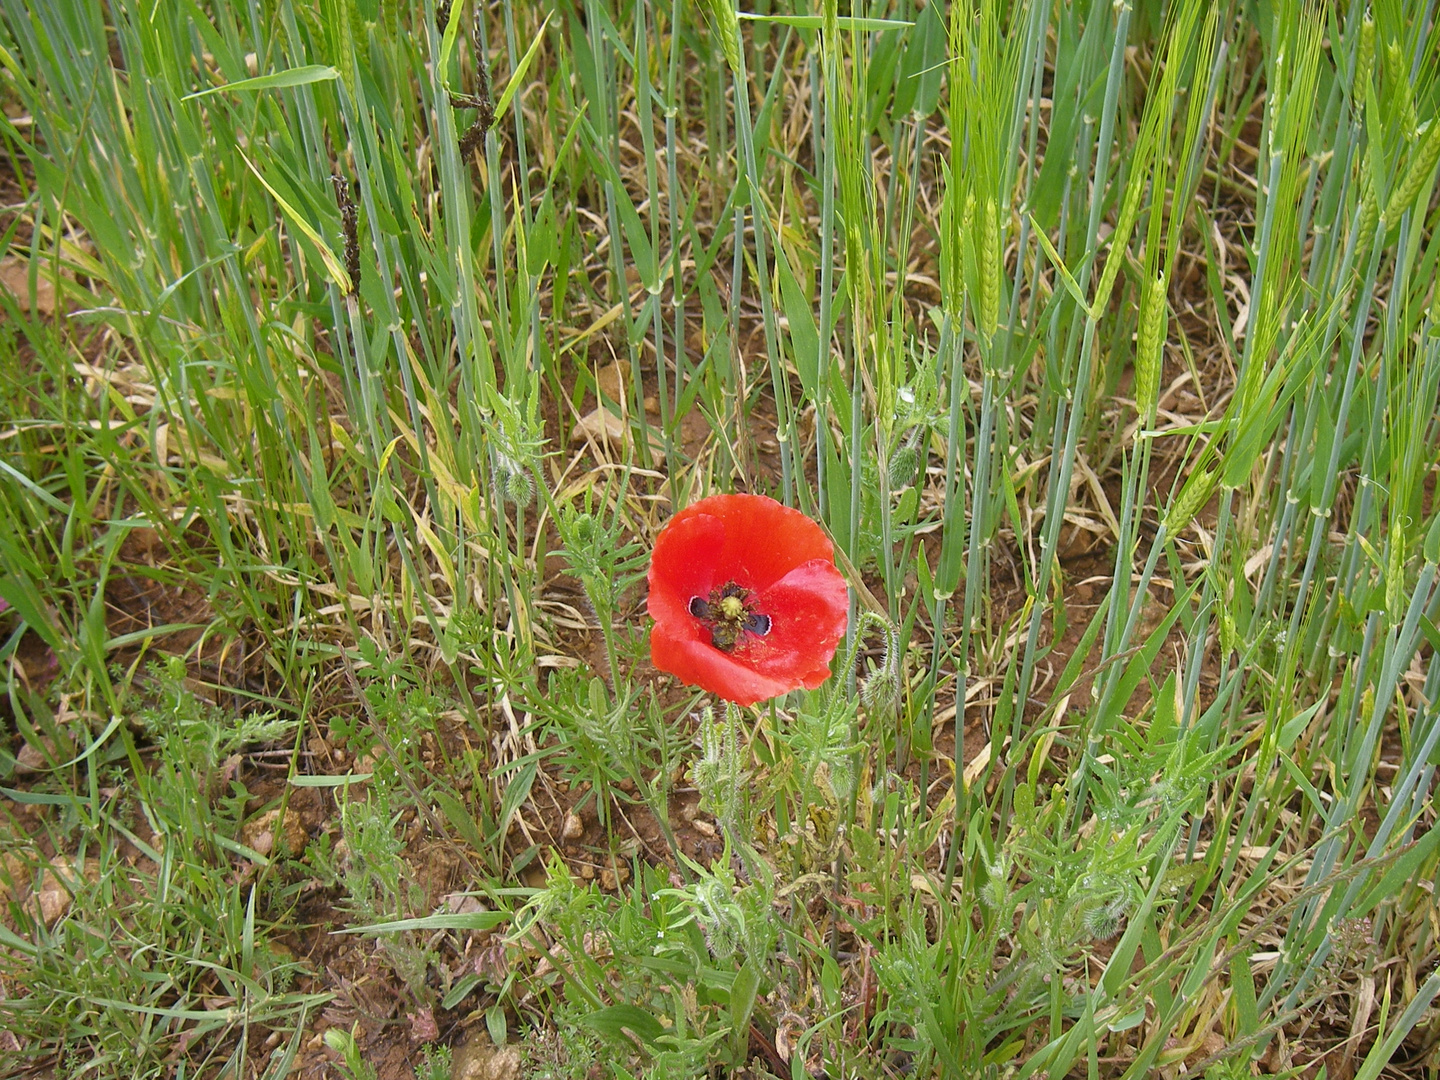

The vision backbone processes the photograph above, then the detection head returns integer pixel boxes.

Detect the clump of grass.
[0,659,314,1077]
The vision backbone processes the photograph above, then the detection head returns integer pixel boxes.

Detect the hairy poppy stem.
[826,611,891,961]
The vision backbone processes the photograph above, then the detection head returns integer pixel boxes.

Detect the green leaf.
[1278,701,1324,750]
[493,13,553,123]
[730,959,760,1033]
[1354,972,1440,1080]
[0,559,64,653]
[336,910,510,934]
[776,246,819,400]
[1353,826,1440,917]
[1151,671,1178,745]
[486,1003,508,1045]
[1029,215,1093,317]
[1230,946,1259,1037]
[442,973,481,1010]
[435,789,486,854]
[238,150,352,292]
[1279,752,1327,816]
[1419,615,1440,655]
[582,131,657,290]
[894,2,945,117]
[737,12,912,31]
[288,773,373,788]
[491,759,537,846]
[1105,1006,1145,1032]
[182,64,339,101]
[0,786,80,806]
[1109,585,1196,716]
[1424,512,1440,563]
[50,714,125,771]
[579,1004,664,1045]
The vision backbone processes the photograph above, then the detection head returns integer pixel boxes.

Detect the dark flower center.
[688,581,771,653]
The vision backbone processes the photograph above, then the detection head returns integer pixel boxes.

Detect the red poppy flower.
[647,493,849,706]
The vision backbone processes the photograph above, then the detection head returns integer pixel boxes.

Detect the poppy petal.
[647,507,725,628]
[732,560,849,683]
[671,494,835,589]
[649,620,796,706]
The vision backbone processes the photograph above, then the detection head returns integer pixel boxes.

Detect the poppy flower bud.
[570,512,596,545]
[490,451,533,507]
[861,667,900,716]
[507,467,535,507]
[860,621,902,716]
[886,445,920,491]
[1083,897,1130,941]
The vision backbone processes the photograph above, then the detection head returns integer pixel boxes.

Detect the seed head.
[1134,272,1167,426]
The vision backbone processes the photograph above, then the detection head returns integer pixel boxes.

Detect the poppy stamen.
[690,581,769,653]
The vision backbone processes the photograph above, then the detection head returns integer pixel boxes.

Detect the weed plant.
[0,0,1438,1076]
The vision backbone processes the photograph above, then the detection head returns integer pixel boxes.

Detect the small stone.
[443,893,485,915]
[594,360,629,402]
[690,818,717,838]
[560,811,583,841]
[239,809,307,858]
[570,407,625,446]
[14,740,54,775]
[0,256,60,315]
[450,1029,521,1080]
[27,855,100,925]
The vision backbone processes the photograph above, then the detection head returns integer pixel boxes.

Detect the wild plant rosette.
[647,493,849,706]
